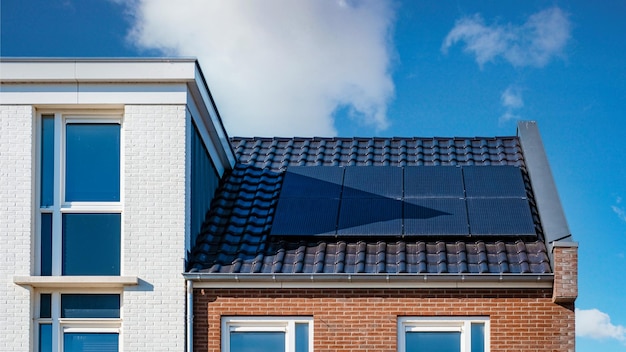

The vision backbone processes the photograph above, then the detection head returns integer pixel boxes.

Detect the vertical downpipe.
[186,280,193,352]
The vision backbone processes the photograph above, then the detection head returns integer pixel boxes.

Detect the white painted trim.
[221,316,313,352]
[398,317,490,352]
[13,276,138,288]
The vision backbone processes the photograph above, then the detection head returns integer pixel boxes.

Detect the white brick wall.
[0,105,34,351]
[123,105,188,350]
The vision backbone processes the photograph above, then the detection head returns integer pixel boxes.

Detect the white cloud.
[576,308,626,342]
[612,196,626,222]
[120,0,396,137]
[499,85,523,123]
[442,7,571,68]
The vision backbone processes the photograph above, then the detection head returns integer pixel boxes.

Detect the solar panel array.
[270,166,536,238]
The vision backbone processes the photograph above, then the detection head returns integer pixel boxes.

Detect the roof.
[187,136,551,275]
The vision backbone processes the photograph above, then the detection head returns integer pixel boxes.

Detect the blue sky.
[2,1,626,350]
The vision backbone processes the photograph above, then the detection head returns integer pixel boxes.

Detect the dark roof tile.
[188,136,550,275]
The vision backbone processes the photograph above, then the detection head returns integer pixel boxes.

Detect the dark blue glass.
[471,323,485,352]
[64,333,118,352]
[40,294,51,318]
[39,324,52,352]
[40,213,52,276]
[62,213,120,275]
[65,123,120,202]
[295,323,309,352]
[61,294,120,318]
[406,331,460,352]
[230,331,285,352]
[40,115,54,206]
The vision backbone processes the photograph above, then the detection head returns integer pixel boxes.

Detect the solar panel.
[463,166,527,198]
[279,166,344,198]
[270,165,538,239]
[404,166,464,198]
[342,166,402,199]
[404,198,469,236]
[270,198,339,236]
[337,198,402,235]
[467,198,536,236]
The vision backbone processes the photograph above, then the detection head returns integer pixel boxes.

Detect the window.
[38,113,121,276]
[222,317,312,352]
[36,292,121,352]
[398,317,489,352]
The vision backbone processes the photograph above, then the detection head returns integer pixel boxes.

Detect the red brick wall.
[194,288,574,352]
[552,245,578,303]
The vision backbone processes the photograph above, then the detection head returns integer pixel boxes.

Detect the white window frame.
[35,111,123,276]
[35,289,122,352]
[398,317,490,352]
[222,316,313,352]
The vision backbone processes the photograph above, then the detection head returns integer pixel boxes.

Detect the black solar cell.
[404,166,464,198]
[463,165,527,198]
[404,198,469,236]
[467,198,536,236]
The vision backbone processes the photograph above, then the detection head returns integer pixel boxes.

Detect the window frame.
[35,112,123,277]
[35,290,122,352]
[398,317,490,352]
[221,316,313,352]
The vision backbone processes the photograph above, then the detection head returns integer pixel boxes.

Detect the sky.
[2,1,626,350]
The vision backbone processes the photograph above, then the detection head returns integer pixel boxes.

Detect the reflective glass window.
[65,123,120,202]
[62,213,120,275]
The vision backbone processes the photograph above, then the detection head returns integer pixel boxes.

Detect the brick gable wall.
[194,288,575,352]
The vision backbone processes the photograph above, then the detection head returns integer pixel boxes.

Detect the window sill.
[13,276,139,288]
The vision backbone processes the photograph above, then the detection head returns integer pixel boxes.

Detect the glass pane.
[295,323,309,352]
[40,293,51,318]
[61,294,120,318]
[39,324,52,352]
[62,213,120,275]
[40,213,52,276]
[471,323,485,352]
[230,331,285,352]
[64,333,118,352]
[406,331,460,352]
[65,123,120,202]
[41,115,54,207]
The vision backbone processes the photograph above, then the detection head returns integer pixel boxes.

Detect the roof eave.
[183,273,554,289]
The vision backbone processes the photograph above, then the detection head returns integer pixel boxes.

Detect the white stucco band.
[13,276,139,288]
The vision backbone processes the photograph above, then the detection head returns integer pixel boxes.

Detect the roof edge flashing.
[517,121,572,269]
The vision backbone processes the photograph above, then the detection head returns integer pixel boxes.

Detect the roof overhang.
[183,273,553,289]
[0,58,236,173]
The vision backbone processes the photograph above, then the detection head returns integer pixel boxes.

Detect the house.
[1,58,577,352]
[0,58,235,351]
[185,133,577,352]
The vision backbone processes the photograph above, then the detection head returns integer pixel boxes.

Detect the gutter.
[183,273,553,289]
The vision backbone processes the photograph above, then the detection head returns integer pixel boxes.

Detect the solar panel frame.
[467,198,536,236]
[270,197,339,236]
[463,165,527,198]
[337,198,402,236]
[403,198,469,236]
[342,166,403,199]
[279,166,344,198]
[404,166,464,198]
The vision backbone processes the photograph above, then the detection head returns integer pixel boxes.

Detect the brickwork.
[194,288,575,352]
[552,244,578,303]
[0,105,34,351]
[123,105,188,350]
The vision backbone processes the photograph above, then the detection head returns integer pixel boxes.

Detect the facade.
[1,58,577,352]
[0,58,235,351]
